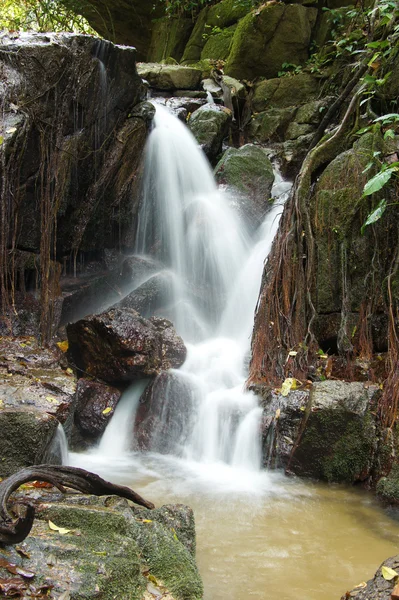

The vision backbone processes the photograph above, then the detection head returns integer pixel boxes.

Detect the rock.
[74,378,122,441]
[252,73,321,112]
[377,462,399,504]
[201,24,236,61]
[0,336,76,424]
[0,491,203,599]
[137,63,203,91]
[248,107,296,143]
[134,371,195,453]
[116,271,175,317]
[66,308,187,384]
[214,144,275,228]
[288,381,379,483]
[341,555,399,600]
[0,409,59,476]
[181,7,211,64]
[188,104,232,161]
[225,4,317,80]
[148,17,194,62]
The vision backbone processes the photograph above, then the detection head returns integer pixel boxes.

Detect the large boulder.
[214,144,275,228]
[258,380,380,484]
[252,73,321,113]
[66,308,187,384]
[188,104,232,161]
[137,63,203,91]
[0,491,203,599]
[225,4,317,80]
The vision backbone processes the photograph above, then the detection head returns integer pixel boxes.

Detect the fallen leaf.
[288,351,297,357]
[6,127,17,134]
[281,378,297,397]
[48,520,71,535]
[275,408,281,419]
[57,341,69,353]
[382,566,398,580]
[66,367,73,375]
[0,558,35,578]
[45,396,57,403]
[102,407,112,415]
[15,546,30,559]
[142,519,153,523]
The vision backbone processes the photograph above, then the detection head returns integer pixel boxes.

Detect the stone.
[201,25,236,61]
[137,63,203,91]
[225,4,317,80]
[341,555,399,600]
[116,271,175,318]
[207,0,250,28]
[252,73,321,112]
[134,371,195,453]
[0,491,203,599]
[288,381,379,483]
[181,7,210,64]
[66,308,187,384]
[73,378,122,441]
[148,17,194,62]
[248,107,296,143]
[0,409,59,477]
[214,144,275,228]
[188,104,232,161]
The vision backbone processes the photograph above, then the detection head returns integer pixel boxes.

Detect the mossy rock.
[214,144,274,227]
[201,24,236,61]
[289,381,378,483]
[181,7,210,64]
[207,0,250,28]
[0,409,59,477]
[377,462,399,504]
[136,64,202,91]
[285,121,314,140]
[225,4,317,80]
[148,17,194,63]
[248,107,296,143]
[252,73,320,112]
[0,494,203,599]
[188,104,232,161]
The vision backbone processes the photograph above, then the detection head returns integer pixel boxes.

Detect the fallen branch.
[0,465,154,545]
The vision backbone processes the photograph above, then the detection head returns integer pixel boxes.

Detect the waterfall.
[69,103,290,487]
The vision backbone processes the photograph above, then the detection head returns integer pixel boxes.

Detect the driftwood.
[0,465,154,545]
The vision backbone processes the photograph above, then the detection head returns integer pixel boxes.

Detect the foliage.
[154,0,261,19]
[0,0,95,34]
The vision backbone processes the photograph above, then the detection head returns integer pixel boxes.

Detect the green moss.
[377,462,399,503]
[248,107,295,143]
[207,0,250,28]
[148,17,194,62]
[201,25,236,60]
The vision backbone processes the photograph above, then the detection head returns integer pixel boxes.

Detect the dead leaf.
[382,566,398,581]
[15,546,30,559]
[0,577,27,596]
[275,408,281,419]
[45,396,57,403]
[0,558,35,579]
[57,341,68,353]
[102,407,112,415]
[281,377,297,397]
[48,520,71,535]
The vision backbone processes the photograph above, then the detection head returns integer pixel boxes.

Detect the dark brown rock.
[66,308,186,384]
[74,378,122,439]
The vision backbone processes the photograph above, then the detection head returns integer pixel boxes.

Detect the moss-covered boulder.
[289,381,378,483]
[137,63,203,91]
[252,73,321,113]
[248,107,296,143]
[214,144,275,228]
[0,492,203,599]
[225,4,317,80]
[377,462,399,504]
[0,410,59,477]
[201,24,236,61]
[188,104,232,161]
[147,17,194,63]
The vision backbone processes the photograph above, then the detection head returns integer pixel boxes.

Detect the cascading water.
[70,102,289,480]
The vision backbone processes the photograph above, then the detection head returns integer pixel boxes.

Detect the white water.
[70,102,288,480]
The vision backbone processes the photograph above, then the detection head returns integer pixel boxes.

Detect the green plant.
[277,62,303,77]
[0,0,95,33]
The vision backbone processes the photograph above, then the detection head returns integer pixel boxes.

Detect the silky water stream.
[69,104,399,599]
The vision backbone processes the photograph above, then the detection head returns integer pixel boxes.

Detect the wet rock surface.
[67,308,187,384]
[341,555,399,600]
[0,490,203,600]
[188,104,232,161]
[137,63,203,91]
[73,378,122,442]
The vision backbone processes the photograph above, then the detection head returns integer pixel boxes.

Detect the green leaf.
[367,52,380,67]
[361,199,387,234]
[384,129,395,139]
[0,135,3,145]
[373,113,399,123]
[381,566,398,581]
[363,170,393,196]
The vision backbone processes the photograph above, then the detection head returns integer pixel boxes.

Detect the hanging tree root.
[0,465,155,545]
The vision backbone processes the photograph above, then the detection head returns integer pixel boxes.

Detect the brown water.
[70,452,399,600]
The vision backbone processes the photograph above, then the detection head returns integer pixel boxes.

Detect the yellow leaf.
[93,551,107,556]
[320,354,328,360]
[19,343,27,348]
[102,407,112,415]
[288,351,297,357]
[381,566,398,580]
[281,378,296,397]
[46,396,57,403]
[66,367,73,375]
[275,408,281,419]
[142,519,153,523]
[48,520,71,535]
[57,341,69,352]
